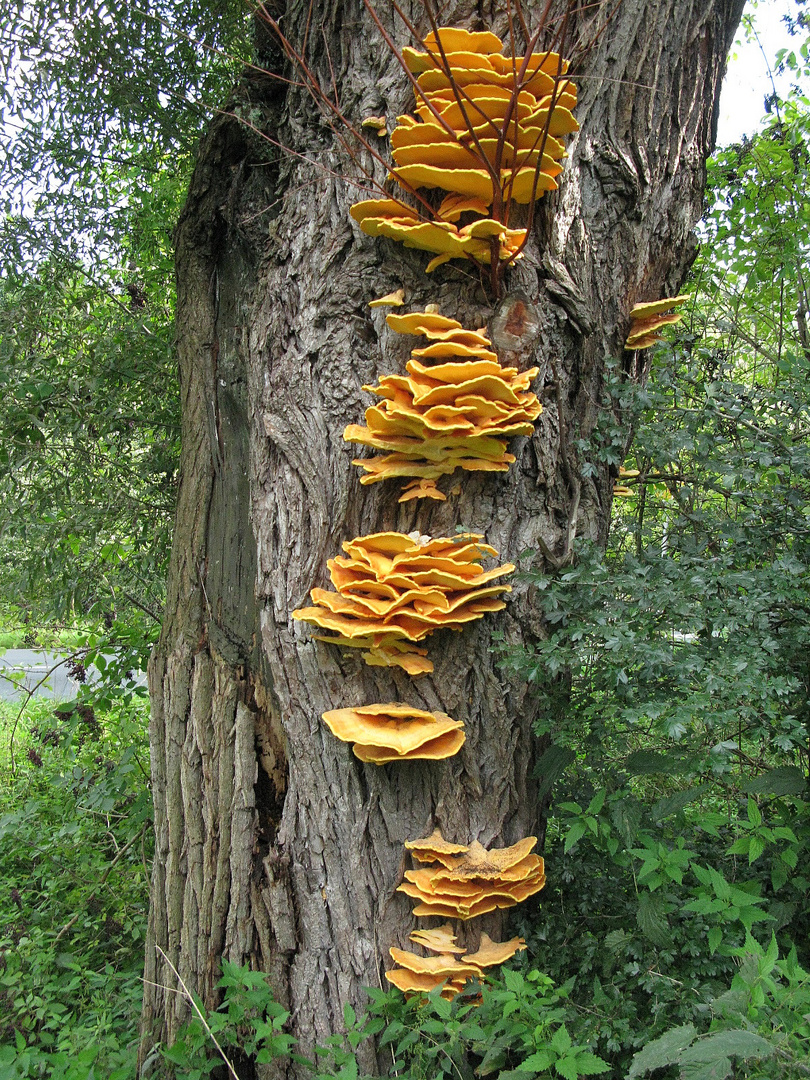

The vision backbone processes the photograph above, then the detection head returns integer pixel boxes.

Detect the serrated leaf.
[535,745,576,798]
[555,1056,580,1080]
[748,835,766,864]
[570,1052,610,1075]
[743,767,806,797]
[550,1025,573,1055]
[707,927,723,955]
[518,1050,553,1072]
[604,929,630,953]
[652,784,708,820]
[746,798,762,827]
[636,891,672,947]
[587,788,607,815]
[628,1024,698,1078]
[565,819,588,853]
[681,1031,774,1068]
[625,751,673,774]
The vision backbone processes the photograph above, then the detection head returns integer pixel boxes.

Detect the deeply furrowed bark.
[140,0,745,1073]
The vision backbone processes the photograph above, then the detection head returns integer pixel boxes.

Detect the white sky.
[717,0,798,144]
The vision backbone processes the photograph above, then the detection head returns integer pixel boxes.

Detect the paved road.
[0,650,146,702]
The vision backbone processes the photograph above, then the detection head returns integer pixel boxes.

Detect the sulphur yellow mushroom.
[350,26,578,272]
[625,294,690,350]
[320,702,465,763]
[397,829,546,919]
[345,311,541,500]
[292,532,513,674]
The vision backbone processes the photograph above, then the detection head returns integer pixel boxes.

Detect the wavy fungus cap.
[385,930,527,998]
[292,532,513,674]
[625,294,689,350]
[321,702,465,763]
[397,828,545,919]
[345,311,541,500]
[350,26,577,272]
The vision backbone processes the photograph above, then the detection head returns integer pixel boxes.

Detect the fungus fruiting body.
[398,829,546,918]
[384,925,527,998]
[346,310,542,500]
[321,702,465,762]
[350,27,578,274]
[625,295,690,350]
[291,532,514,674]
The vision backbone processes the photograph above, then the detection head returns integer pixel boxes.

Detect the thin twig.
[155,945,241,1080]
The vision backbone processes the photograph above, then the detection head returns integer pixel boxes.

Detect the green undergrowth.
[141,934,810,1080]
[1,695,809,1080]
[0,695,152,1079]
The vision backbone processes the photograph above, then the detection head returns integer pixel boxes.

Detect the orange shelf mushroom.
[612,466,639,497]
[292,531,514,675]
[385,925,527,998]
[350,27,578,273]
[398,829,546,919]
[321,702,465,762]
[345,310,541,501]
[625,294,690,350]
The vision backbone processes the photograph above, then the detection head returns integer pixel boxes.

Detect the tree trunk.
[140,0,744,1072]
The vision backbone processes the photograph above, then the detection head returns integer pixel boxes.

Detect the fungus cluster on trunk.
[321,702,465,762]
[625,294,689,349]
[345,309,542,501]
[349,26,578,274]
[292,531,513,675]
[386,926,526,998]
[398,828,546,919]
[291,22,588,1006]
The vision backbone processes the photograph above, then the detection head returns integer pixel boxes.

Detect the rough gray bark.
[140,0,745,1073]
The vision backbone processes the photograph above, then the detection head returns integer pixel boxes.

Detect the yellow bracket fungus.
[384,925,527,998]
[350,26,578,277]
[625,294,690,350]
[397,828,546,919]
[345,311,541,499]
[321,702,465,762]
[292,531,514,674]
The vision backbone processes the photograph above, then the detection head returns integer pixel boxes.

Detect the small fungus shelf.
[625,294,689,350]
[398,828,546,918]
[321,702,465,762]
[345,309,542,501]
[291,531,514,674]
[350,26,578,272]
[385,926,526,998]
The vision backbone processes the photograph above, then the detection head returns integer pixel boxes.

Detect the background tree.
[139,0,746,1071]
[0,0,247,628]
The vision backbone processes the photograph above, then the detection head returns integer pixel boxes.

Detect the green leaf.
[743,767,806,797]
[586,788,606,816]
[636,891,672,947]
[519,1050,553,1072]
[535,745,577,798]
[555,1056,580,1080]
[628,1025,698,1078]
[564,820,588,853]
[550,1025,573,1056]
[707,927,723,955]
[679,1031,774,1077]
[570,1051,610,1075]
[652,785,708,820]
[748,835,766,864]
[625,751,674,775]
